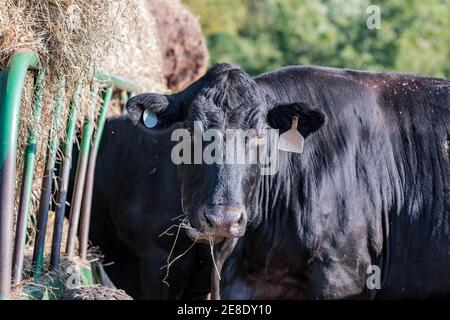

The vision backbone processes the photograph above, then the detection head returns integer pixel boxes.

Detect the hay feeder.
[0,49,145,300]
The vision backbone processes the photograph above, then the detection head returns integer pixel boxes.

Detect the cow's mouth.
[184,221,239,300]
[184,221,245,244]
[184,222,224,244]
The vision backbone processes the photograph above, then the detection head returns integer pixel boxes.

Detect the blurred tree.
[183,0,450,77]
[183,0,247,35]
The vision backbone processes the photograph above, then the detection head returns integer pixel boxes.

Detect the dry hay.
[147,0,209,91]
[101,0,166,93]
[10,255,100,300]
[1,0,166,296]
[10,211,101,300]
[59,286,132,300]
[1,0,167,212]
[0,0,166,153]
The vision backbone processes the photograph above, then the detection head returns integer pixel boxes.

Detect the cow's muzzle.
[186,205,246,242]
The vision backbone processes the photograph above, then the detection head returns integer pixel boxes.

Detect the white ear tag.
[143,109,158,128]
[278,116,304,153]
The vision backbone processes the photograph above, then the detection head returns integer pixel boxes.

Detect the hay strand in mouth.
[170,213,187,221]
[160,217,199,287]
[209,236,221,281]
[158,216,195,238]
[210,237,238,300]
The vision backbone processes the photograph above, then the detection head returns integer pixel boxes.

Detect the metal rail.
[0,50,141,299]
[65,83,99,259]
[94,70,140,92]
[32,75,66,279]
[0,50,39,299]
[12,69,45,284]
[49,81,82,269]
[79,86,113,260]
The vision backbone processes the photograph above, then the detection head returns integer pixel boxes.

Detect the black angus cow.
[126,63,450,299]
[87,117,211,299]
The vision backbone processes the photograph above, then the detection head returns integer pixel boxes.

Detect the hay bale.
[99,0,166,92]
[1,1,167,293]
[1,0,167,194]
[147,0,209,91]
[1,0,167,140]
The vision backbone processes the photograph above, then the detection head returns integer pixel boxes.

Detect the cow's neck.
[246,151,322,270]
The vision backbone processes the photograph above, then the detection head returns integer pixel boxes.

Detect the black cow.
[126,63,450,299]
[88,116,211,299]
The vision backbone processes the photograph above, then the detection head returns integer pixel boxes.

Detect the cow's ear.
[267,102,326,138]
[126,93,183,129]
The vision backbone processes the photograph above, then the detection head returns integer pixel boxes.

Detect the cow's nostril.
[204,212,214,228]
[237,213,244,225]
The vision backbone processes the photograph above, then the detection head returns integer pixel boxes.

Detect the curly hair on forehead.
[204,64,262,111]
[186,64,267,130]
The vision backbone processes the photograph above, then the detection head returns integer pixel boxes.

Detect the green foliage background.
[183,0,450,77]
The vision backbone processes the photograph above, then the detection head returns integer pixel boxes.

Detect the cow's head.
[127,64,325,242]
